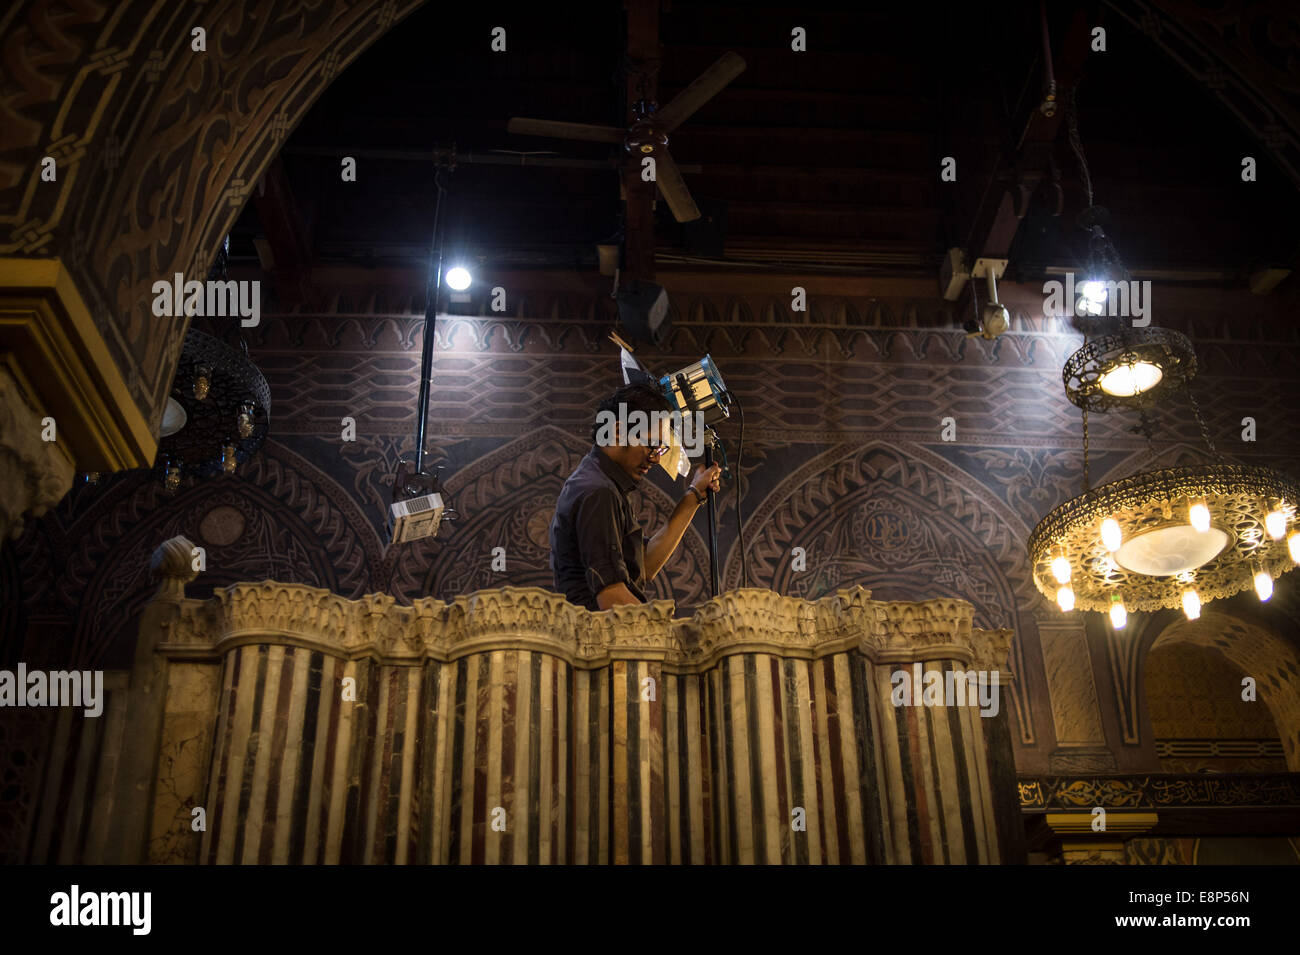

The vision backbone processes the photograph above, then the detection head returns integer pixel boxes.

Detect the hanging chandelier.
[155,327,270,490]
[1028,85,1299,625]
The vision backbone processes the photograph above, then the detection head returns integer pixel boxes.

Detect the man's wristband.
[688,486,706,505]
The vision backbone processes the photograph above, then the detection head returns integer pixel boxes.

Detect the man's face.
[616,416,673,482]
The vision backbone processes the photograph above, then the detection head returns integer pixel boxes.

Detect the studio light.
[445,266,472,291]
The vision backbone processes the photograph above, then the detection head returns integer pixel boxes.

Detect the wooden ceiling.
[230,0,1300,291]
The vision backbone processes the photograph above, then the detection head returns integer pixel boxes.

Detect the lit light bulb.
[1098,361,1163,397]
[1101,517,1122,552]
[1109,596,1127,630]
[194,365,211,401]
[1080,280,1107,304]
[222,443,238,475]
[1265,510,1286,540]
[1290,532,1300,564]
[1189,502,1211,533]
[1051,556,1072,584]
[445,266,472,291]
[1056,587,1075,612]
[1254,570,1273,602]
[1077,280,1107,316]
[1181,589,1201,620]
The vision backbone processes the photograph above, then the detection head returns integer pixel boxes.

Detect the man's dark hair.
[592,383,674,443]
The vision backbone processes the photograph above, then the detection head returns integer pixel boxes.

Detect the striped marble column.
[98,575,1018,865]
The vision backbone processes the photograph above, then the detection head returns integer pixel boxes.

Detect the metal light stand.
[676,370,725,597]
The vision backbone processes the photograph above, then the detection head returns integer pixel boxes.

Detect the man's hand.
[690,463,722,498]
[596,581,642,610]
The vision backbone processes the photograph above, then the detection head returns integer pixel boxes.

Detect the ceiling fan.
[506,51,746,224]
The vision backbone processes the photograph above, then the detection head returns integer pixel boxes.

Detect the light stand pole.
[703,425,722,596]
[414,173,447,477]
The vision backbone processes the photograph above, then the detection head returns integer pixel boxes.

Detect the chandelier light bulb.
[1290,532,1300,564]
[1265,509,1286,540]
[222,443,238,475]
[164,463,181,494]
[1181,589,1201,620]
[1101,517,1122,552]
[236,402,255,439]
[1254,569,1273,602]
[1188,502,1211,533]
[1109,596,1127,630]
[1098,361,1163,398]
[1056,587,1075,612]
[193,365,212,401]
[1051,556,1072,584]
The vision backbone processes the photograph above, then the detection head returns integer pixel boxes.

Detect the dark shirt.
[549,446,648,610]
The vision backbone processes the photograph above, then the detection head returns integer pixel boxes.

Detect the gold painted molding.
[0,256,156,470]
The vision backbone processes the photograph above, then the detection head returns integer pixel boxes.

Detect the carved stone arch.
[386,426,712,610]
[1145,610,1300,769]
[728,439,1042,742]
[65,440,382,667]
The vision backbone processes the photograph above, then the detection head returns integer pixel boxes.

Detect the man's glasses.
[645,443,669,460]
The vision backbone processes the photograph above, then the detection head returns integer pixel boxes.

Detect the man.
[550,383,721,610]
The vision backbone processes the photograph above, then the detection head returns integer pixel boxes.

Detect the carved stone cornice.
[158,573,1016,673]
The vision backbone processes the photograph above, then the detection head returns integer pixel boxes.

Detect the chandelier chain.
[1184,380,1222,461]
[1082,406,1091,492]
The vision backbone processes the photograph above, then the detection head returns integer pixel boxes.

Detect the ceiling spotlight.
[1077,279,1108,316]
[965,257,1010,340]
[445,266,472,291]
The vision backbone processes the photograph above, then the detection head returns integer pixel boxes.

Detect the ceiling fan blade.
[506,117,624,143]
[654,52,747,133]
[654,151,701,223]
